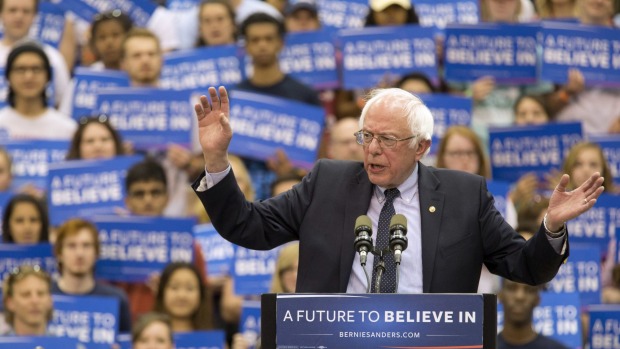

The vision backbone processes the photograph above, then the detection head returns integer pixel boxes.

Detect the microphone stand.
[369,248,390,293]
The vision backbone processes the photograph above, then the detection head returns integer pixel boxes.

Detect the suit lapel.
[418,164,445,293]
[339,166,373,292]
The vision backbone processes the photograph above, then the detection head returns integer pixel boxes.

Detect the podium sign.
[262,293,496,349]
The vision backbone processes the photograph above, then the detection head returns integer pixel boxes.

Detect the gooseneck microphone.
[389,214,408,264]
[353,215,373,266]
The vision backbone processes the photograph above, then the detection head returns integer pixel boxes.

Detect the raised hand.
[546,172,605,231]
[194,86,232,172]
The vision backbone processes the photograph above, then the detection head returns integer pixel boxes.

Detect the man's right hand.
[194,86,232,173]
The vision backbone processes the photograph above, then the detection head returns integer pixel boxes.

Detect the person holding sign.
[192,86,604,294]
[498,279,569,349]
[132,312,174,349]
[2,265,53,336]
[2,194,49,244]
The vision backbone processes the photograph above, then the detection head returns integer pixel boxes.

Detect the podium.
[262,293,497,349]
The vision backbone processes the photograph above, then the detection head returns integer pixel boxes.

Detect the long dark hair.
[66,115,125,160]
[154,262,213,330]
[5,42,52,108]
[2,194,49,243]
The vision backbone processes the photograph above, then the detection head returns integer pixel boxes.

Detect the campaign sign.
[588,304,620,349]
[541,21,620,87]
[233,246,280,296]
[486,180,512,219]
[590,134,620,189]
[0,244,57,310]
[276,294,484,347]
[444,23,539,83]
[4,140,69,191]
[228,90,325,169]
[498,292,582,349]
[161,45,243,91]
[94,216,194,282]
[0,337,79,349]
[0,192,10,236]
[420,93,472,155]
[71,67,130,120]
[175,331,226,349]
[240,300,261,349]
[47,156,143,226]
[567,193,620,253]
[340,25,437,89]
[193,224,235,278]
[315,0,368,31]
[96,88,194,150]
[413,0,479,28]
[55,0,110,22]
[546,244,601,306]
[49,295,119,349]
[280,30,338,90]
[167,0,200,11]
[109,0,156,27]
[28,2,65,48]
[489,122,583,182]
[0,68,7,108]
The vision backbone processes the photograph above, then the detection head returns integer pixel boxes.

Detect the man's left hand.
[546,172,605,232]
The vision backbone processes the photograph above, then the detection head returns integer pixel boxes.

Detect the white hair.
[359,88,434,155]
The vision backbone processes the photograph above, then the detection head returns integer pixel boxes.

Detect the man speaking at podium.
[191,86,604,294]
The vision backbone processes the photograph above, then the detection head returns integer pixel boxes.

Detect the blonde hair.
[562,142,614,192]
[480,0,522,22]
[3,265,53,326]
[436,126,491,178]
[270,242,299,293]
[535,0,578,18]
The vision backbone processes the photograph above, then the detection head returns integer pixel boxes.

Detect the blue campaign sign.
[0,243,57,310]
[49,295,119,349]
[0,337,79,349]
[94,216,195,282]
[4,140,69,191]
[419,93,472,155]
[486,180,512,219]
[444,23,539,83]
[277,294,484,347]
[29,2,65,49]
[541,21,620,87]
[413,0,479,28]
[0,67,7,108]
[175,330,226,349]
[240,300,261,349]
[47,155,143,226]
[546,244,601,306]
[340,25,437,89]
[194,224,236,278]
[167,0,200,11]
[96,88,194,150]
[590,135,620,189]
[228,90,325,169]
[109,0,157,27]
[71,67,130,121]
[315,0,368,31]
[567,194,620,254]
[588,304,620,349]
[55,0,110,22]
[281,30,338,90]
[233,246,280,296]
[489,122,583,182]
[0,192,10,236]
[498,292,582,349]
[161,45,243,91]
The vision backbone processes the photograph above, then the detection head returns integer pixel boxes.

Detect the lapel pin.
[429,206,436,213]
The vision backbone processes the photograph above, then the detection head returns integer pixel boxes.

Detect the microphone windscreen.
[355,215,373,236]
[390,214,407,232]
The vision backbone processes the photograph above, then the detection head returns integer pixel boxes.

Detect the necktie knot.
[384,188,400,203]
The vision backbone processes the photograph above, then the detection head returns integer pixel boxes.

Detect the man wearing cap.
[365,0,419,26]
[285,0,321,32]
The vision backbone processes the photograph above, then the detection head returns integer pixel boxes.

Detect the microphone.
[389,214,408,264]
[353,215,373,266]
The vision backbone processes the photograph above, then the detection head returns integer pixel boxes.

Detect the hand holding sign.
[195,86,232,173]
[546,172,605,232]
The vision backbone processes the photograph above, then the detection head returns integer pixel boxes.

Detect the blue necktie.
[371,188,399,293]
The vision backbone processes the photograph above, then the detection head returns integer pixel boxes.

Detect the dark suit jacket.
[193,159,568,293]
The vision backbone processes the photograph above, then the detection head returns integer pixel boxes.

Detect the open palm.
[194,86,233,172]
[546,172,605,231]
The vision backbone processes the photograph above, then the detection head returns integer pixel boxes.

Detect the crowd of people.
[0,0,619,348]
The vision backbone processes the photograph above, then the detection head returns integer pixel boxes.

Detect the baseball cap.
[286,0,319,16]
[369,0,411,12]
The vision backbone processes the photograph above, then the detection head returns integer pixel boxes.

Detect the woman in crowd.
[132,312,175,349]
[66,115,126,160]
[270,242,299,293]
[196,0,238,47]
[535,0,578,19]
[154,262,213,332]
[513,94,552,125]
[0,43,76,140]
[364,0,419,26]
[1,193,49,244]
[562,141,615,193]
[435,126,491,179]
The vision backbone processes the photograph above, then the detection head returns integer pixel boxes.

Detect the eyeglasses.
[445,150,477,159]
[128,188,166,199]
[10,65,46,75]
[354,130,416,149]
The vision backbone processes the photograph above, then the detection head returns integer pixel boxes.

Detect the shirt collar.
[374,163,419,204]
